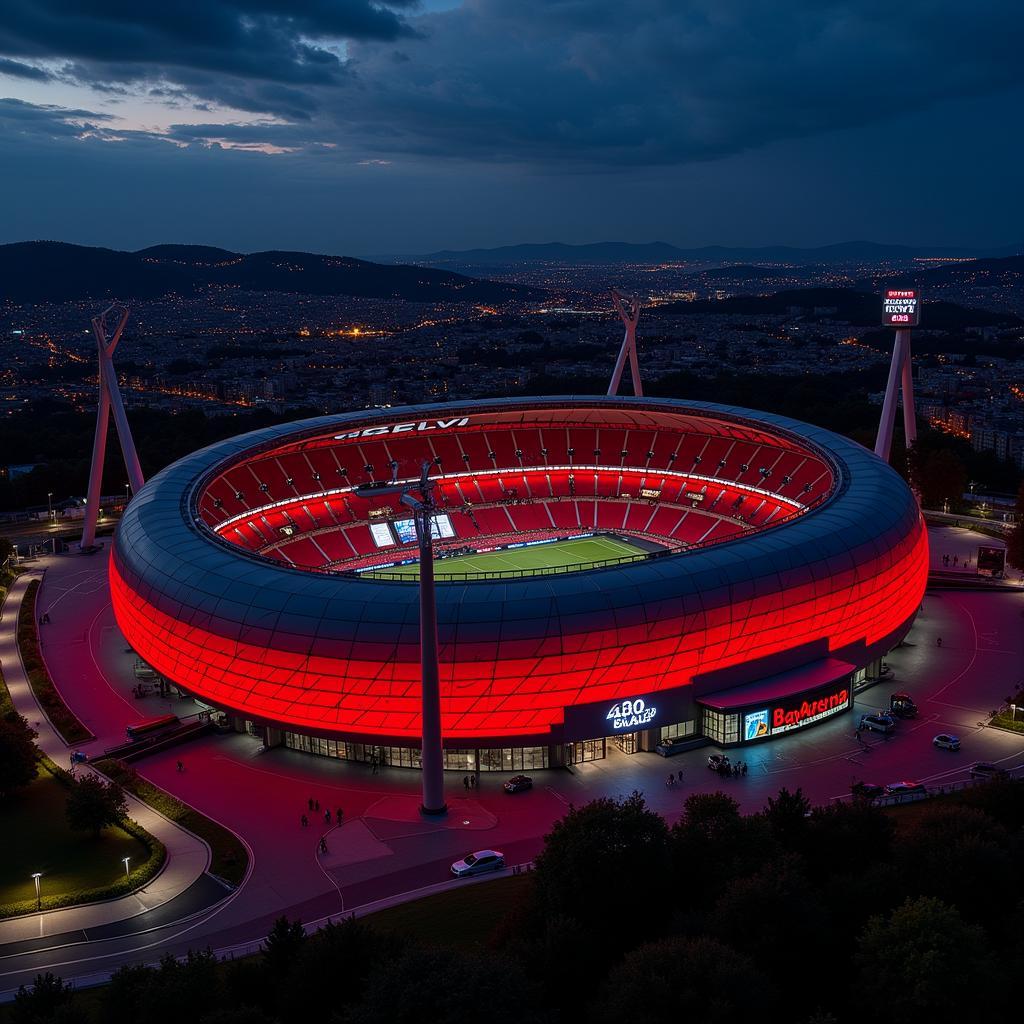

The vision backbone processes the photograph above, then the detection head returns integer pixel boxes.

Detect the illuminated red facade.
[110,398,928,747]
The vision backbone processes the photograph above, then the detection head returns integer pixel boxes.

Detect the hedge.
[17,579,93,744]
[94,757,248,887]
[0,755,167,919]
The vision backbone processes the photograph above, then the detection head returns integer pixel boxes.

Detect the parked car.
[889,692,918,719]
[860,713,895,734]
[503,775,533,794]
[451,850,506,877]
[933,733,961,751]
[884,781,926,797]
[970,762,1007,779]
[707,754,731,771]
[851,781,884,800]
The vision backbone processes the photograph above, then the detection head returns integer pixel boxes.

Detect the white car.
[933,733,961,751]
[451,849,505,877]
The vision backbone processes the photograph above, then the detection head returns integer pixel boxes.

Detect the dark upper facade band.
[110,396,929,747]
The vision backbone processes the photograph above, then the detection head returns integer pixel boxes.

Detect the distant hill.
[0,241,540,305]
[416,239,1023,267]
[856,253,1024,291]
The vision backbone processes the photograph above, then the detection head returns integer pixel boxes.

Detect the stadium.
[110,396,929,771]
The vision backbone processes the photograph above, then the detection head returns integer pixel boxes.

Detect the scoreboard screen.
[882,289,920,327]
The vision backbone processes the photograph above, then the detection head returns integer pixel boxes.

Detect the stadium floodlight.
[81,304,145,549]
[357,460,446,816]
[607,289,643,397]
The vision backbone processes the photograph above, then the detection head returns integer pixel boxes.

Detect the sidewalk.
[0,571,213,944]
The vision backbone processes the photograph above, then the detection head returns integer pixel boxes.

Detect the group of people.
[716,760,748,778]
[462,774,479,790]
[37,611,52,625]
[941,553,970,568]
[301,796,343,843]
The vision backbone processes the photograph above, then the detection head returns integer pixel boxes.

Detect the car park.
[970,762,1007,779]
[933,733,961,751]
[503,774,533,793]
[860,713,895,734]
[884,781,926,797]
[451,850,506,877]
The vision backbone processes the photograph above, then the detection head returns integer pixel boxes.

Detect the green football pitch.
[365,535,645,580]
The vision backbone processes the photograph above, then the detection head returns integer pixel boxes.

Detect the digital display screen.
[369,522,395,548]
[744,709,769,741]
[393,514,456,543]
[882,289,920,327]
[393,519,418,544]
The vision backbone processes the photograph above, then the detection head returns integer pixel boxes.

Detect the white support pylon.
[607,289,643,397]
[81,304,145,549]
[874,328,917,461]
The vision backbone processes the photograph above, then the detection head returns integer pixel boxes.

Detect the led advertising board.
[744,708,770,741]
[563,686,693,741]
[393,514,455,543]
[369,522,395,548]
[882,289,920,327]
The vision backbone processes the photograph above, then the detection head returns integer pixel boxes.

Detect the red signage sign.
[770,687,850,733]
[882,289,920,327]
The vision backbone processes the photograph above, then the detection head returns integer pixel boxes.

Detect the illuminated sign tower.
[874,289,920,462]
[81,304,145,550]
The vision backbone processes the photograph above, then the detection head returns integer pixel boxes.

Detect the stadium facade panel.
[110,397,928,760]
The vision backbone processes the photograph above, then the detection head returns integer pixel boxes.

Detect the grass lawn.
[367,873,533,946]
[365,535,644,580]
[0,771,149,911]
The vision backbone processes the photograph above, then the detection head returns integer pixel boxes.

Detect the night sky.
[1,1,1022,255]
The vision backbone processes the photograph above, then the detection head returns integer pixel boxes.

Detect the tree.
[0,713,38,799]
[1008,479,1024,570]
[594,936,773,1024]
[856,896,998,1023]
[763,786,811,847]
[346,947,542,1024]
[11,972,72,1024]
[261,915,306,978]
[64,774,126,836]
[532,792,670,938]
[908,445,967,510]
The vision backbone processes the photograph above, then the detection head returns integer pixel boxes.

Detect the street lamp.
[125,482,131,507]
[31,872,41,910]
[47,491,53,524]
[1011,704,1018,722]
[122,856,131,880]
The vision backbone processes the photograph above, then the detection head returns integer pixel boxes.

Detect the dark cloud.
[329,0,1024,164]
[0,56,51,80]
[0,1,417,116]
[0,96,112,136]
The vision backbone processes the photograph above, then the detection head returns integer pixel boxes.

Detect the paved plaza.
[2,523,1023,995]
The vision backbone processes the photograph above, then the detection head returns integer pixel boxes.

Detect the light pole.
[357,462,447,816]
[122,856,131,880]
[31,872,41,911]
[47,491,53,524]
[1011,704,1018,722]
[125,482,130,508]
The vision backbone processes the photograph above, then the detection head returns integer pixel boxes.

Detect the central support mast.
[359,462,447,815]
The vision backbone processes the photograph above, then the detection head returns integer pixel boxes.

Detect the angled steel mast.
[81,304,144,550]
[607,288,643,397]
[874,328,918,462]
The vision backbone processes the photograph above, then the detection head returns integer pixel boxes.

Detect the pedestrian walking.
[301,814,308,827]
[319,836,328,854]
[337,807,343,824]
[324,808,331,824]
[176,759,184,772]
[741,762,747,777]
[937,637,943,647]
[314,799,320,812]
[463,775,470,790]
[308,796,314,811]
